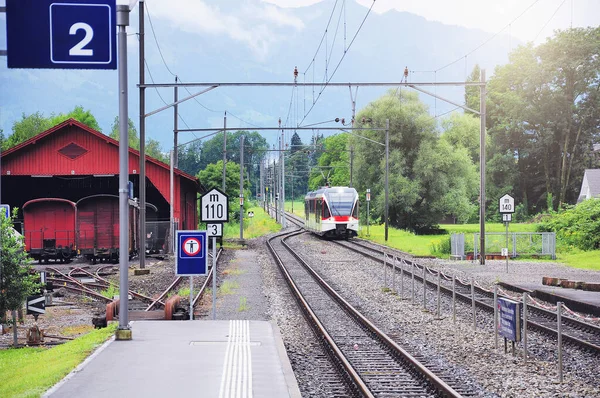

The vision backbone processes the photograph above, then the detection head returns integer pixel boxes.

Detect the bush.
[536,199,600,250]
[429,237,451,255]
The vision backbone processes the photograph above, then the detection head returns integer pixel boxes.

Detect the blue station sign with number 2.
[6,0,117,69]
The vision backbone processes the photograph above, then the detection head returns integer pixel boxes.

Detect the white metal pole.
[472,278,476,330]
[411,263,415,303]
[422,265,426,309]
[452,276,456,323]
[523,293,528,362]
[557,301,563,383]
[392,257,396,293]
[281,130,286,228]
[436,271,441,317]
[170,150,174,254]
[212,237,217,320]
[117,4,131,336]
[189,276,193,320]
[479,69,487,265]
[494,284,498,348]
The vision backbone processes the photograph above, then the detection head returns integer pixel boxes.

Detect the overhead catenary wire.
[532,0,567,42]
[145,2,262,131]
[299,0,376,125]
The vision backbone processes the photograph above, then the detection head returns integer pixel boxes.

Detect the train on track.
[304,186,359,239]
[23,195,158,264]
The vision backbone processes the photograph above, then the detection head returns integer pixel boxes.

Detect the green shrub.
[536,199,600,250]
[429,237,451,255]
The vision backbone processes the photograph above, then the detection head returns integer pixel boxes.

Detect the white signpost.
[200,188,229,320]
[499,194,516,272]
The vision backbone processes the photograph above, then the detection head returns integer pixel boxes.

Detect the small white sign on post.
[201,188,229,222]
[502,214,512,222]
[499,194,515,214]
[207,223,223,237]
[501,248,509,257]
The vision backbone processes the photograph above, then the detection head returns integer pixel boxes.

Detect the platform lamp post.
[116,0,137,341]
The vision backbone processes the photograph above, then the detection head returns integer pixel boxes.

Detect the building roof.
[584,169,600,197]
[2,118,198,183]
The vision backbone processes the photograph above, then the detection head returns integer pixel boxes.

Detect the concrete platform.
[44,320,301,398]
[501,282,600,317]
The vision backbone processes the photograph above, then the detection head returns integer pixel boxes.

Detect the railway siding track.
[268,227,468,397]
[332,239,600,354]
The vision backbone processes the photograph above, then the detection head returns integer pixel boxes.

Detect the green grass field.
[203,205,280,240]
[258,201,599,270]
[0,323,117,398]
[358,223,599,270]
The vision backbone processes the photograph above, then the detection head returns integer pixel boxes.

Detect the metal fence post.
[411,263,415,303]
[523,293,528,362]
[400,259,405,298]
[422,265,427,309]
[452,275,456,323]
[392,257,396,293]
[471,278,476,330]
[436,271,441,318]
[494,284,498,349]
[557,301,563,383]
[383,253,388,288]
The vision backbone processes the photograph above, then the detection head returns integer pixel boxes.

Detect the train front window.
[325,192,356,216]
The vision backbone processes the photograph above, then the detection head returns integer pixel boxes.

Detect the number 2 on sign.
[205,203,224,219]
[69,23,94,56]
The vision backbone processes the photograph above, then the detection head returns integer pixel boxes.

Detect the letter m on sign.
[209,194,219,202]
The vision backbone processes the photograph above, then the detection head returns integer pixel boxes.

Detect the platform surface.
[44,320,301,398]
[511,282,600,309]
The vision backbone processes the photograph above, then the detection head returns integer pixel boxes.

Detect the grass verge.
[200,204,281,241]
[359,223,600,270]
[0,322,117,398]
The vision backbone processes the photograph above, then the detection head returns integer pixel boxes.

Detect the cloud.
[147,0,304,59]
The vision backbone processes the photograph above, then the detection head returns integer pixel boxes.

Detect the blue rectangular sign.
[6,0,117,69]
[175,230,208,276]
[498,297,521,342]
[0,205,10,219]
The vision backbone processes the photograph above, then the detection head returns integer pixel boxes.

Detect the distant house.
[577,169,600,203]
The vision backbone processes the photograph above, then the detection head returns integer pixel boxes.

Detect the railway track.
[283,210,600,353]
[268,227,469,397]
[145,248,223,314]
[333,238,600,354]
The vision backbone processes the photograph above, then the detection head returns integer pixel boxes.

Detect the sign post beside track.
[176,230,208,320]
[499,194,515,273]
[201,188,229,320]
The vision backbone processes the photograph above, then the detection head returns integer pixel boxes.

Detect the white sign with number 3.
[207,223,223,237]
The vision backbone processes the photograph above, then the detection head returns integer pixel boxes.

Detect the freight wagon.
[76,194,139,264]
[23,198,77,263]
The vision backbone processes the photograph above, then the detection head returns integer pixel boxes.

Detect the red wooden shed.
[1,118,200,230]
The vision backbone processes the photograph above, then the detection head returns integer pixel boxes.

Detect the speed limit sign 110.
[207,223,223,237]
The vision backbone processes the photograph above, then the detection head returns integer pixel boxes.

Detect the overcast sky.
[264,0,599,44]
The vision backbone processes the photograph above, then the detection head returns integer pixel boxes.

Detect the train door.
[78,211,95,249]
[316,199,321,226]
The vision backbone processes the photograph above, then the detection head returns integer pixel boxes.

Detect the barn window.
[58,143,88,160]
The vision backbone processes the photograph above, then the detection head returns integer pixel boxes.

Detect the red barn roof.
[2,118,200,227]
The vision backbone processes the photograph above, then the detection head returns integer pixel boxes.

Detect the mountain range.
[0,0,516,150]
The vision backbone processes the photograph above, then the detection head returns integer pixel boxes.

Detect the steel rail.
[267,229,372,398]
[192,248,222,307]
[335,239,600,354]
[70,267,161,305]
[280,232,464,397]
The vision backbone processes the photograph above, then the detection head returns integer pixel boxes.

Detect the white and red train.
[304,187,359,239]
